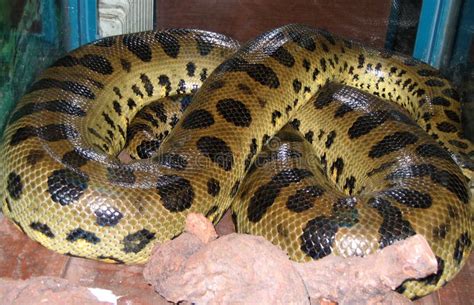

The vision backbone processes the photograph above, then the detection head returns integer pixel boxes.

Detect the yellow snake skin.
[0,25,472,299]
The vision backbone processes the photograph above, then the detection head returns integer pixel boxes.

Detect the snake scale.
[0,24,472,298]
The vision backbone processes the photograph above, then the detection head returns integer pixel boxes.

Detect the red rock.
[294,234,436,304]
[184,212,218,244]
[117,151,133,164]
[117,293,169,305]
[144,214,438,305]
[215,210,236,236]
[145,233,309,305]
[1,209,441,305]
[62,256,155,301]
[0,276,115,305]
[314,298,338,305]
[143,232,205,292]
[0,218,69,279]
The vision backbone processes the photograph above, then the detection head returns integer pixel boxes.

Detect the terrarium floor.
[0,213,472,305]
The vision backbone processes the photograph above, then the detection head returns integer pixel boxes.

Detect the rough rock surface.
[184,212,218,244]
[294,234,437,304]
[144,233,309,305]
[0,276,116,305]
[144,214,438,305]
[144,213,307,304]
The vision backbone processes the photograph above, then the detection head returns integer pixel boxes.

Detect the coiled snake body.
[0,25,472,298]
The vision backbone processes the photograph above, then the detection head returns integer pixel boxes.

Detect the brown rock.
[145,233,309,305]
[117,293,169,305]
[0,276,115,305]
[62,256,160,304]
[0,218,69,279]
[117,151,133,164]
[145,214,438,305]
[294,234,437,305]
[314,298,338,305]
[215,210,236,236]
[184,212,218,244]
[143,232,205,292]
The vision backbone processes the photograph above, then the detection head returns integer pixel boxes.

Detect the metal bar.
[66,0,97,50]
[79,0,98,45]
[413,0,462,68]
[67,0,80,50]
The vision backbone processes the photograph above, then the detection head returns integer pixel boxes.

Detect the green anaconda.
[0,25,472,298]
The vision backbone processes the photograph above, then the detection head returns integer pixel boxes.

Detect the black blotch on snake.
[94,36,116,47]
[368,131,418,158]
[7,172,23,200]
[47,169,89,206]
[181,109,215,129]
[453,232,472,265]
[216,99,252,127]
[386,163,469,204]
[186,62,196,77]
[248,168,313,222]
[155,32,181,58]
[53,54,114,75]
[122,229,156,253]
[382,188,432,208]
[207,178,221,197]
[300,216,338,259]
[368,196,416,248]
[197,136,234,171]
[26,150,45,166]
[62,150,90,168]
[270,46,295,67]
[95,206,124,226]
[107,167,137,184]
[30,222,55,238]
[123,34,152,62]
[28,79,95,99]
[286,185,324,213]
[156,175,194,212]
[436,122,458,133]
[66,228,100,244]
[9,100,86,124]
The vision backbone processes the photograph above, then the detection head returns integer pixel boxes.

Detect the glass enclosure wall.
[0,0,66,135]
